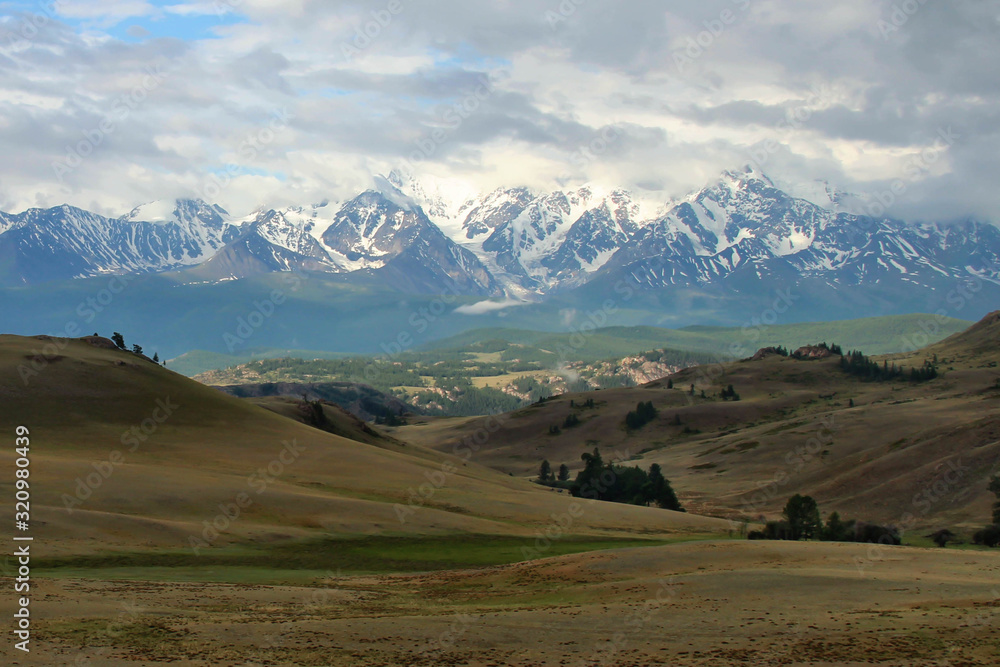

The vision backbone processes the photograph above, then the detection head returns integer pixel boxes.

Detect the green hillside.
[422,314,972,359]
[169,348,350,377]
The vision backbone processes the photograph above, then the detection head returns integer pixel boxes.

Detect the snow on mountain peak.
[126,200,179,224]
[2,168,996,300]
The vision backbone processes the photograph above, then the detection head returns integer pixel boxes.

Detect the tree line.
[536,448,683,512]
[749,494,900,545]
[839,350,938,383]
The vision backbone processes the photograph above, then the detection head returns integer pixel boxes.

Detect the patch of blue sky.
[105,12,248,43]
[0,0,249,42]
[207,165,285,181]
[431,44,511,72]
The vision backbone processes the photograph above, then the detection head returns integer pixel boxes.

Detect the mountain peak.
[124,198,228,226]
[372,175,419,212]
[719,164,775,188]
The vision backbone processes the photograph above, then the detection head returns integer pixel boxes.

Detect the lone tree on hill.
[111,332,126,350]
[557,464,570,482]
[132,344,143,355]
[929,529,957,548]
[783,494,822,541]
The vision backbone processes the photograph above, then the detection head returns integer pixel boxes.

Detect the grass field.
[12,541,1000,665]
[3,317,1000,666]
[33,534,725,583]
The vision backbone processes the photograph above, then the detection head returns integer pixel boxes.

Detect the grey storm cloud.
[0,0,997,224]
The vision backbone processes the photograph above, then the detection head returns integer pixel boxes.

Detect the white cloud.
[56,0,158,24]
[0,0,998,223]
[454,298,530,315]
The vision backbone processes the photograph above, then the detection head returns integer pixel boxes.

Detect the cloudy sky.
[1,0,998,222]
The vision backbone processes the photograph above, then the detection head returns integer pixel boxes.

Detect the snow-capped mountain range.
[1,167,998,301]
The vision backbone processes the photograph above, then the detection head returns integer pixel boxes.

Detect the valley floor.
[5,540,999,666]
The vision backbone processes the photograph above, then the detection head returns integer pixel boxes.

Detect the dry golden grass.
[4,317,1000,666]
[390,313,1000,531]
[0,335,727,565]
[5,540,999,666]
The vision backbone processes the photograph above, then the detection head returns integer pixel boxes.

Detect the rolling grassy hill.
[390,312,1000,534]
[4,325,1000,666]
[0,334,727,576]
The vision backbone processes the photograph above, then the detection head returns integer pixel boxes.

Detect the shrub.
[973,525,1000,548]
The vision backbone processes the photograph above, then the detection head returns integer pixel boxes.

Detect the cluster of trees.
[109,332,161,364]
[973,476,1000,547]
[552,448,684,511]
[840,350,938,383]
[748,477,1000,549]
[537,460,570,484]
[749,494,900,545]
[624,401,657,430]
[720,384,741,401]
